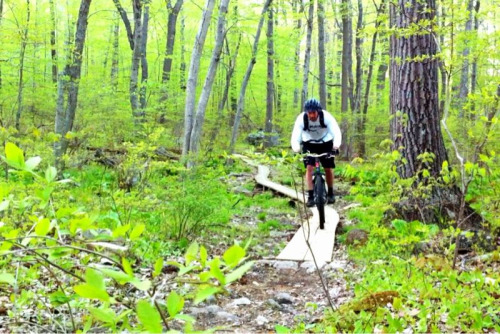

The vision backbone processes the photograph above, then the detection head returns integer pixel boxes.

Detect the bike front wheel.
[314,175,327,229]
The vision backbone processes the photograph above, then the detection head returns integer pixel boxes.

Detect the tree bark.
[182,0,216,156]
[129,0,143,117]
[292,0,303,108]
[54,0,92,169]
[301,0,314,108]
[112,0,134,50]
[341,0,353,114]
[458,0,475,110]
[162,0,183,84]
[390,0,447,179]
[265,5,274,145]
[111,13,120,90]
[189,0,230,154]
[139,5,149,110]
[229,0,272,153]
[470,0,480,114]
[318,0,327,107]
[358,0,385,156]
[179,15,186,91]
[15,0,30,131]
[218,34,241,117]
[353,0,363,114]
[49,0,58,84]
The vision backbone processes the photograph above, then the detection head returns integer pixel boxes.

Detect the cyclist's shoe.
[306,196,315,207]
[327,194,335,204]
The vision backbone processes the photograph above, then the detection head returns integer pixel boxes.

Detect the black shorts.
[302,140,336,168]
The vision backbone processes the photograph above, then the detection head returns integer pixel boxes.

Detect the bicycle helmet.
[304,98,322,112]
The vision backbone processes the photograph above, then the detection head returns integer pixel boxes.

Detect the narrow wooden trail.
[235,155,339,264]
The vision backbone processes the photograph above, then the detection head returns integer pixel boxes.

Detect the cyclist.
[291,98,342,207]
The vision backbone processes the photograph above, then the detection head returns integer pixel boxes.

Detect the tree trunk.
[341,0,352,114]
[162,0,183,84]
[112,0,134,50]
[179,15,186,91]
[353,0,363,114]
[139,5,149,110]
[292,0,303,108]
[358,0,385,156]
[188,0,230,155]
[129,0,143,118]
[182,0,215,157]
[470,0,480,115]
[15,0,30,131]
[218,34,241,117]
[265,5,274,145]
[390,0,447,179]
[111,13,120,90]
[54,0,92,169]
[0,0,3,89]
[229,0,272,153]
[458,0,475,110]
[301,0,314,108]
[49,0,58,84]
[318,0,327,107]
[439,5,446,117]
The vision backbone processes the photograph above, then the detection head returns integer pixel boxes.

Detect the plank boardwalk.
[235,155,339,263]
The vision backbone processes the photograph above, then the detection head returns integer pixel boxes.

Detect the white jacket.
[290,110,342,152]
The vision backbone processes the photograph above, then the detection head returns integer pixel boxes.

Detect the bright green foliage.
[0,143,254,331]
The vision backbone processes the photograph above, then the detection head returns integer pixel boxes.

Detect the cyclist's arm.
[291,115,304,153]
[324,111,342,149]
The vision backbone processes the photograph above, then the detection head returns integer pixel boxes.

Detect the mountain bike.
[305,151,336,229]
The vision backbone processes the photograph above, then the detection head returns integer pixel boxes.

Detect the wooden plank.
[234,154,339,263]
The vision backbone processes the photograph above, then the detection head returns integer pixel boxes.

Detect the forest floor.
[185,168,359,332]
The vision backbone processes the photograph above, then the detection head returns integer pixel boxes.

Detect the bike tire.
[314,175,326,229]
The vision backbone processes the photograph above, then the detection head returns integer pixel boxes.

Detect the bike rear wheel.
[314,175,327,229]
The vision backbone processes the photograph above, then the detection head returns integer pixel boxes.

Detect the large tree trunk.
[341,0,353,158]
[470,0,480,115]
[179,15,186,91]
[139,5,149,110]
[353,0,363,114]
[54,0,92,169]
[49,0,58,84]
[301,0,314,108]
[162,0,183,85]
[229,0,272,153]
[129,0,143,117]
[15,0,30,131]
[182,0,215,157]
[265,5,274,145]
[358,0,385,156]
[390,0,447,179]
[111,13,120,90]
[188,0,230,154]
[317,0,327,107]
[458,0,475,111]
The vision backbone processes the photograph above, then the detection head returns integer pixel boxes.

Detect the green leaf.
[194,286,220,305]
[225,261,254,284]
[200,246,207,267]
[209,257,225,285]
[49,291,73,306]
[275,325,291,333]
[130,278,151,291]
[73,284,110,302]
[0,273,15,285]
[174,314,195,323]
[86,268,105,290]
[153,258,163,278]
[45,166,57,183]
[167,291,184,317]
[223,245,245,268]
[136,300,163,333]
[25,156,41,171]
[35,218,51,237]
[122,258,134,276]
[5,142,25,169]
[185,242,199,265]
[129,224,145,241]
[89,306,116,324]
[112,224,130,238]
[101,268,133,284]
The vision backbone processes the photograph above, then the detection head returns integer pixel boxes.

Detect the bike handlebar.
[301,149,339,158]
